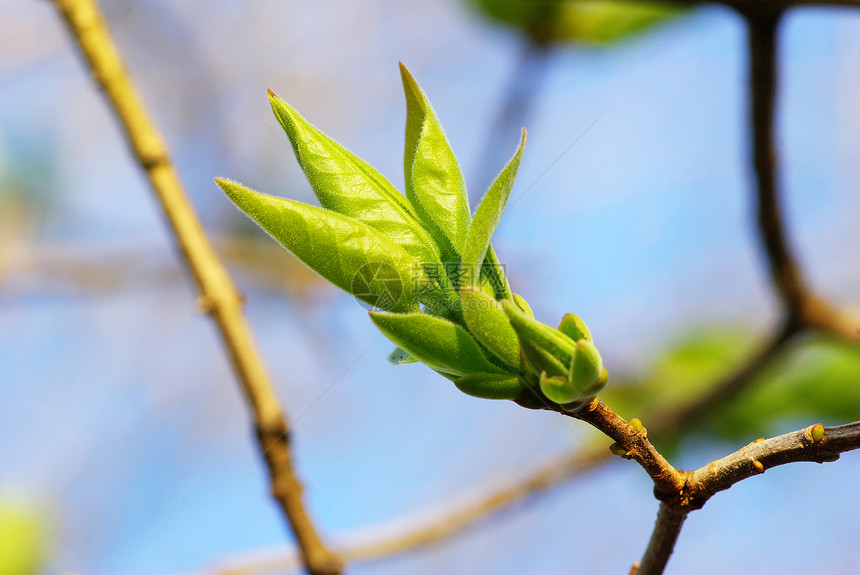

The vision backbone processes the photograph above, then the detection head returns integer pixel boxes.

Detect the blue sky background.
[1,1,859,574]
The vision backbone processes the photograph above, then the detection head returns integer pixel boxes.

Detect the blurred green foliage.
[603,328,860,453]
[463,0,688,46]
[0,499,48,575]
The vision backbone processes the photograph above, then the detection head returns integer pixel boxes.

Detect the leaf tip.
[398,61,414,82]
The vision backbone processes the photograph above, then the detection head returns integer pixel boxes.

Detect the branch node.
[804,423,826,444]
[707,461,719,477]
[630,417,647,436]
[139,150,170,171]
[609,442,631,458]
[197,295,216,315]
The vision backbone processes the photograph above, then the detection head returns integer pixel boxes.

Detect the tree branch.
[685,421,860,504]
[742,6,814,321]
[633,502,689,575]
[569,400,685,498]
[740,3,860,345]
[49,1,340,573]
[631,421,860,575]
[662,0,860,9]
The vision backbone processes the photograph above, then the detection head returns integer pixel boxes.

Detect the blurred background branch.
[49,0,340,573]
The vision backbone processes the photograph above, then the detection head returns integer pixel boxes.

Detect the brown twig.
[686,421,860,503]
[740,4,860,344]
[634,421,860,575]
[569,400,685,498]
[745,7,803,314]
[667,0,860,8]
[50,1,340,573]
[634,502,688,575]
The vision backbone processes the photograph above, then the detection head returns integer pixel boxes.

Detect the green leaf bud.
[804,423,825,444]
[557,313,593,343]
[568,340,606,397]
[539,372,580,404]
[502,300,578,377]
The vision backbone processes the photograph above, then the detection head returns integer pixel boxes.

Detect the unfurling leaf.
[461,130,526,287]
[219,66,608,409]
[218,178,432,312]
[369,311,507,377]
[268,91,441,266]
[400,63,471,257]
[454,372,527,400]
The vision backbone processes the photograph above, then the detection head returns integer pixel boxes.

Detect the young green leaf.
[460,286,522,370]
[369,311,507,377]
[454,372,527,400]
[557,313,593,343]
[268,91,440,265]
[400,63,471,256]
[218,178,431,312]
[461,130,526,287]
